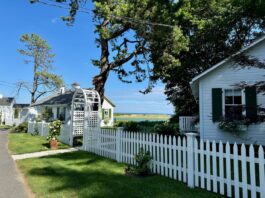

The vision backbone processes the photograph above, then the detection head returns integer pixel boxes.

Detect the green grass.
[0,125,13,130]
[17,151,223,198]
[8,133,69,155]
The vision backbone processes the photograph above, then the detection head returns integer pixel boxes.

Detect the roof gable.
[190,36,265,85]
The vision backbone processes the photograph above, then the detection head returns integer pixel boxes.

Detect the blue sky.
[0,1,174,114]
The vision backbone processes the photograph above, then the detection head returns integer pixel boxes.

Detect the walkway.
[0,130,29,198]
[12,147,78,160]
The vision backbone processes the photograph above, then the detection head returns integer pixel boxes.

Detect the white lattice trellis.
[70,88,101,146]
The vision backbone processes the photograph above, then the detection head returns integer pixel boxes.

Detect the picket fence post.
[41,120,45,136]
[186,133,197,188]
[27,121,30,133]
[116,127,123,162]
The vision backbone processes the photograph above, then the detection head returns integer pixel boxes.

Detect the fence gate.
[71,88,101,146]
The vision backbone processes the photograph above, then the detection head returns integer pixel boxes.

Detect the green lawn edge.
[8,133,69,155]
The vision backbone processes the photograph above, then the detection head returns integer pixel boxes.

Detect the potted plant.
[47,120,61,150]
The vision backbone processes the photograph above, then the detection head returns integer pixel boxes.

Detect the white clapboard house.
[180,36,265,145]
[31,83,115,127]
[0,95,15,125]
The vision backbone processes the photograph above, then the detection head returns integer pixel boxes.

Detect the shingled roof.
[31,90,74,107]
[0,97,14,106]
[31,89,115,107]
[13,104,30,108]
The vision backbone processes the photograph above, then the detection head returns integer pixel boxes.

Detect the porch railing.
[179,116,198,132]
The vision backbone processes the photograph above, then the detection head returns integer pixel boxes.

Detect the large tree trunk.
[93,30,111,104]
[93,68,110,105]
[31,57,38,104]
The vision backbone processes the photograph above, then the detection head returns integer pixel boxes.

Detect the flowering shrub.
[47,120,61,141]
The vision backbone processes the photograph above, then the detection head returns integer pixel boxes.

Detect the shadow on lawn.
[26,151,223,198]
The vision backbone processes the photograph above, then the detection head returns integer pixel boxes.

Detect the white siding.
[101,99,115,127]
[199,40,265,145]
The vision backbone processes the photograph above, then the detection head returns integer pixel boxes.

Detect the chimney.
[72,82,80,90]
[60,87,65,94]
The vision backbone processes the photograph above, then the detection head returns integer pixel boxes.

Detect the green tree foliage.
[18,33,63,104]
[30,0,188,102]
[161,0,265,117]
[30,0,265,117]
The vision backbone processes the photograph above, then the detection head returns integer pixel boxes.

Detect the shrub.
[120,121,141,132]
[47,120,61,141]
[153,122,179,136]
[115,121,165,132]
[10,122,28,133]
[33,124,39,136]
[125,147,152,176]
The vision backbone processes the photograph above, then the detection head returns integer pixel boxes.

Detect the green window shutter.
[245,86,257,120]
[109,109,112,119]
[102,109,105,119]
[212,88,223,122]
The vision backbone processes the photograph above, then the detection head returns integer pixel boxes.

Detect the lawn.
[0,125,13,130]
[8,133,69,155]
[17,151,223,198]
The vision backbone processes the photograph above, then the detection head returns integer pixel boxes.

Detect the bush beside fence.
[28,121,71,145]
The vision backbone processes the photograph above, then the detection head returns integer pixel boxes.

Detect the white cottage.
[31,83,115,127]
[0,95,15,125]
[185,36,265,145]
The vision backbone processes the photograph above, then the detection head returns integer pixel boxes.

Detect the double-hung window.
[224,89,243,121]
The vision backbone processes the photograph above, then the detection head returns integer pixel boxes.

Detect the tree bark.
[31,54,38,104]
[93,30,110,104]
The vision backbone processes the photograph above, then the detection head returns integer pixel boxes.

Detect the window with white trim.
[104,109,109,118]
[224,89,243,120]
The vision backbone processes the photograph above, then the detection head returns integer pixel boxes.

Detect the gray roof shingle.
[13,104,30,108]
[31,89,115,107]
[0,97,14,106]
[31,91,74,107]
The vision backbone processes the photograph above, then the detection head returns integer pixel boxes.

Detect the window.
[58,107,66,121]
[57,108,60,119]
[104,109,109,118]
[14,108,19,119]
[225,89,243,120]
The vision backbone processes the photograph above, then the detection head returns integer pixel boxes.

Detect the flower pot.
[50,139,58,150]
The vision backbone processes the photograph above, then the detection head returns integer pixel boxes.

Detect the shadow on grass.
[25,151,223,198]
[42,143,49,148]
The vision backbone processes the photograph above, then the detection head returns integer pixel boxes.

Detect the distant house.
[31,83,115,127]
[12,104,31,124]
[0,95,15,125]
[184,36,265,145]
[0,95,30,126]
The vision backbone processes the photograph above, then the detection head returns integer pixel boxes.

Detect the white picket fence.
[28,121,71,145]
[5,117,22,126]
[83,128,265,198]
